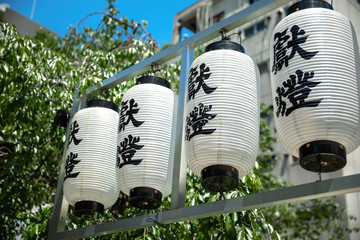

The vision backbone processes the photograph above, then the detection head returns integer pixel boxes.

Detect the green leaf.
[244,226,253,238]
[272,230,281,240]
[233,212,238,222]
[237,228,245,240]
[225,214,232,233]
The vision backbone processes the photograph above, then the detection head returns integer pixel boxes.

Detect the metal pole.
[171,46,194,209]
[48,84,82,238]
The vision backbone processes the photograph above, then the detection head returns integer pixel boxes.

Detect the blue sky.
[1,0,198,45]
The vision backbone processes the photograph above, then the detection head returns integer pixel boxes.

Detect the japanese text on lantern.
[187,63,217,101]
[118,99,145,169]
[118,99,144,132]
[117,135,144,169]
[272,25,318,75]
[273,25,322,117]
[186,62,217,141]
[185,103,217,141]
[64,121,82,181]
[64,152,81,180]
[275,70,323,117]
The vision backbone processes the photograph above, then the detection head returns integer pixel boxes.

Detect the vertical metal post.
[48,84,82,238]
[171,46,194,209]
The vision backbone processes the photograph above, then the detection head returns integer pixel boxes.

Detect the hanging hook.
[146,212,163,227]
[220,30,225,39]
[220,30,242,42]
[219,190,225,200]
[316,154,322,182]
[150,64,162,75]
[100,87,108,98]
[220,30,230,40]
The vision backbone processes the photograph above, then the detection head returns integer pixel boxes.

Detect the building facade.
[173,1,360,239]
[0,4,54,37]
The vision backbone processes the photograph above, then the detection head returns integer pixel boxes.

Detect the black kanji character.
[275,69,323,117]
[68,121,82,147]
[64,152,81,180]
[117,134,144,169]
[272,28,290,74]
[187,63,217,101]
[272,25,318,74]
[287,25,318,61]
[275,86,286,117]
[185,103,217,141]
[118,99,144,132]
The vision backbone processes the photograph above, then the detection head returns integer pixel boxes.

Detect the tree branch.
[76,11,108,29]
[259,209,272,240]
[189,220,196,240]
[76,10,158,51]
[0,146,12,157]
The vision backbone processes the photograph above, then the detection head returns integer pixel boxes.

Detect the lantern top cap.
[205,40,245,53]
[86,99,119,113]
[287,0,333,15]
[136,75,171,89]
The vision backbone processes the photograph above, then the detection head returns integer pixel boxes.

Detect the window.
[244,26,255,38]
[244,20,266,38]
[213,11,224,24]
[249,0,261,4]
[258,62,269,75]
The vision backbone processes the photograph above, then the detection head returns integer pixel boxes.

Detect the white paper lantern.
[270,0,360,172]
[117,76,177,209]
[184,40,260,192]
[63,99,120,216]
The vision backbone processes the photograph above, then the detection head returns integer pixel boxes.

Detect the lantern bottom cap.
[74,201,104,217]
[201,165,239,192]
[299,140,346,172]
[129,187,162,209]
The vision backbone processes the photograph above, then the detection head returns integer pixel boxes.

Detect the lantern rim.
[287,0,333,16]
[201,165,239,192]
[205,40,245,53]
[299,140,346,172]
[136,75,171,89]
[129,187,163,209]
[54,109,70,128]
[74,201,104,218]
[86,99,119,113]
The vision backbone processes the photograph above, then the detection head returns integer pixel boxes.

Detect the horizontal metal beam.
[53,173,360,240]
[81,0,292,100]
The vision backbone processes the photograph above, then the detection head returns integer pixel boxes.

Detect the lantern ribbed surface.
[270,8,360,157]
[64,107,120,208]
[117,83,177,198]
[185,49,260,177]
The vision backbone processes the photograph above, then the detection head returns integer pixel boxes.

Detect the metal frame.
[51,174,360,239]
[48,0,360,239]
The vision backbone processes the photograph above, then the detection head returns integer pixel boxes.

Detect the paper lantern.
[270,0,360,172]
[117,76,177,209]
[63,99,120,216]
[184,40,260,192]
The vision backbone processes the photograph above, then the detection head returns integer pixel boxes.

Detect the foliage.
[0,1,358,239]
[263,198,360,240]
[0,22,71,239]
[0,1,177,238]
